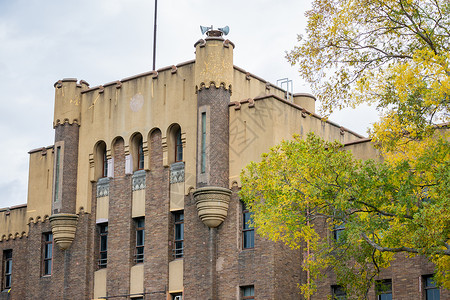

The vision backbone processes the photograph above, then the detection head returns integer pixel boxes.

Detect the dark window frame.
[333,223,345,242]
[242,202,254,249]
[42,232,53,276]
[241,285,255,300]
[135,217,145,264]
[3,249,12,290]
[375,279,392,300]
[102,150,108,178]
[175,127,183,163]
[331,285,347,300]
[424,274,440,300]
[137,137,144,170]
[98,223,108,268]
[201,112,206,173]
[173,211,184,259]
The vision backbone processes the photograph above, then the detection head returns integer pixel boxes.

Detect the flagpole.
[152,0,158,71]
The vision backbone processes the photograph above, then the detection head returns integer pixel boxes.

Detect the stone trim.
[170,162,185,184]
[97,177,110,197]
[132,170,146,191]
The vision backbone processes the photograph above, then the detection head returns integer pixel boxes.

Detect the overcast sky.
[0,0,378,208]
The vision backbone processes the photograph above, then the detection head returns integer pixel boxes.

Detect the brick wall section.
[64,212,94,299]
[184,192,213,299]
[25,221,64,299]
[107,138,133,297]
[144,129,170,299]
[54,123,79,214]
[273,237,303,298]
[197,86,230,188]
[0,237,27,300]
[312,217,450,299]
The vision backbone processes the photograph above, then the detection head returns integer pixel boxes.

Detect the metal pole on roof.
[152,0,158,70]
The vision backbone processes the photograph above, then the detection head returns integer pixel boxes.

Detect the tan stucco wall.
[168,259,183,293]
[130,264,144,295]
[344,140,383,161]
[132,190,145,218]
[96,196,109,221]
[170,182,184,211]
[27,147,53,222]
[70,62,198,214]
[0,205,28,240]
[229,97,364,186]
[93,268,107,299]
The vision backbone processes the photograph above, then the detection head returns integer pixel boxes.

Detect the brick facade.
[1,32,448,300]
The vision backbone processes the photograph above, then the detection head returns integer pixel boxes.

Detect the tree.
[241,0,450,298]
[240,134,450,298]
[286,0,449,150]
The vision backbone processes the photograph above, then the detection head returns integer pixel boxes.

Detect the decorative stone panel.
[193,186,232,228]
[132,170,146,191]
[170,162,185,184]
[97,177,110,197]
[49,213,79,250]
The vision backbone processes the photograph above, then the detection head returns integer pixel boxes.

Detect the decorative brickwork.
[144,129,170,299]
[107,138,133,297]
[54,123,79,214]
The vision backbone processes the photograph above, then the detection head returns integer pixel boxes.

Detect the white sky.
[0,0,379,208]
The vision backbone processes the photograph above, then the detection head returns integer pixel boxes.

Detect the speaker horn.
[218,26,229,35]
[200,25,213,35]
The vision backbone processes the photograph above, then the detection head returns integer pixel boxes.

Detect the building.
[0,29,448,299]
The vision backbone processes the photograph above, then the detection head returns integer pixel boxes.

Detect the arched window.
[138,136,144,170]
[102,150,108,177]
[175,127,183,162]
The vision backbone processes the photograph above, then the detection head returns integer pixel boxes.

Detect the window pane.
[426,289,440,300]
[243,231,254,249]
[137,230,144,246]
[44,260,51,275]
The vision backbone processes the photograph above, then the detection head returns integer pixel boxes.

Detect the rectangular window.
[173,211,184,258]
[424,275,440,300]
[175,128,183,162]
[42,233,53,276]
[242,202,254,249]
[103,151,108,177]
[135,218,145,264]
[201,112,206,173]
[171,293,183,300]
[54,146,61,202]
[376,279,392,300]
[98,223,108,268]
[333,223,345,242]
[241,285,254,300]
[138,140,144,170]
[3,250,12,290]
[332,285,347,300]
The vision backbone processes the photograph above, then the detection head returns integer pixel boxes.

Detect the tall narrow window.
[135,218,145,264]
[242,202,254,249]
[332,285,347,300]
[173,211,184,258]
[138,137,144,170]
[424,275,440,300]
[175,128,183,162]
[54,146,61,202]
[3,250,12,290]
[333,223,345,242]
[102,150,108,178]
[201,112,206,173]
[42,233,53,276]
[241,286,254,300]
[376,279,392,300]
[98,223,108,268]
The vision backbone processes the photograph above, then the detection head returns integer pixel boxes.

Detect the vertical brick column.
[196,86,230,188]
[107,138,133,297]
[144,129,170,299]
[54,123,79,214]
